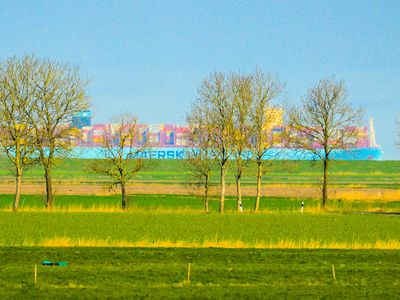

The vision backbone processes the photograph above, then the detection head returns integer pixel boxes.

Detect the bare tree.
[194,73,234,213]
[29,59,89,209]
[89,114,146,209]
[231,73,253,212]
[249,72,284,212]
[0,56,39,211]
[288,77,363,209]
[186,102,216,213]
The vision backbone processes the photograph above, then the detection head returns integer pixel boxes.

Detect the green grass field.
[0,157,399,188]
[1,194,400,212]
[1,248,399,298]
[1,158,399,298]
[1,209,399,298]
[1,211,399,247]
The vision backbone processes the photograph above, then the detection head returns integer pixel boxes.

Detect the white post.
[186,263,191,285]
[34,264,37,284]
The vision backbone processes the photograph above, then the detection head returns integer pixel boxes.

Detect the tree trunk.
[204,173,209,214]
[13,169,22,212]
[219,165,227,213]
[254,162,262,212]
[236,173,242,212]
[121,182,127,210]
[322,159,329,209]
[44,167,54,209]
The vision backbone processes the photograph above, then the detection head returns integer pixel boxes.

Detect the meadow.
[0,209,400,297]
[0,158,399,298]
[1,194,400,213]
[0,157,399,189]
[1,248,399,299]
[1,211,399,248]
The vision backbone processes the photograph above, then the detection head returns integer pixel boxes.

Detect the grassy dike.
[0,158,399,187]
[1,247,399,298]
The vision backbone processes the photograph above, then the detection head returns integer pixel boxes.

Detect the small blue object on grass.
[41,260,69,266]
[42,260,53,266]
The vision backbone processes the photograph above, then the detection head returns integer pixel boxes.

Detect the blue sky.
[1,1,399,159]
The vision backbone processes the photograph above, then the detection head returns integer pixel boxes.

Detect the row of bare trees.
[186,72,284,213]
[0,55,363,212]
[186,71,363,213]
[0,56,90,211]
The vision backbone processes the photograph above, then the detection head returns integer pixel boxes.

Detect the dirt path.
[0,183,398,200]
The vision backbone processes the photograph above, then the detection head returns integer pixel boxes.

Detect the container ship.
[69,110,383,160]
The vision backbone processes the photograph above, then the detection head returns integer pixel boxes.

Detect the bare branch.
[287,77,364,208]
[88,114,147,209]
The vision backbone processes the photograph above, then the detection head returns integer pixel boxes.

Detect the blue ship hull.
[70,147,383,160]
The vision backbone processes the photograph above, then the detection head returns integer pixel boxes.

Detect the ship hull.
[70,147,383,160]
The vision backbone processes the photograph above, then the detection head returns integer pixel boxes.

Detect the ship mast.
[369,117,377,148]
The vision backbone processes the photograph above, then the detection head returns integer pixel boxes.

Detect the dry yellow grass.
[20,237,400,250]
[0,205,204,213]
[1,205,124,213]
[1,181,399,200]
[332,189,400,201]
[1,204,396,214]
